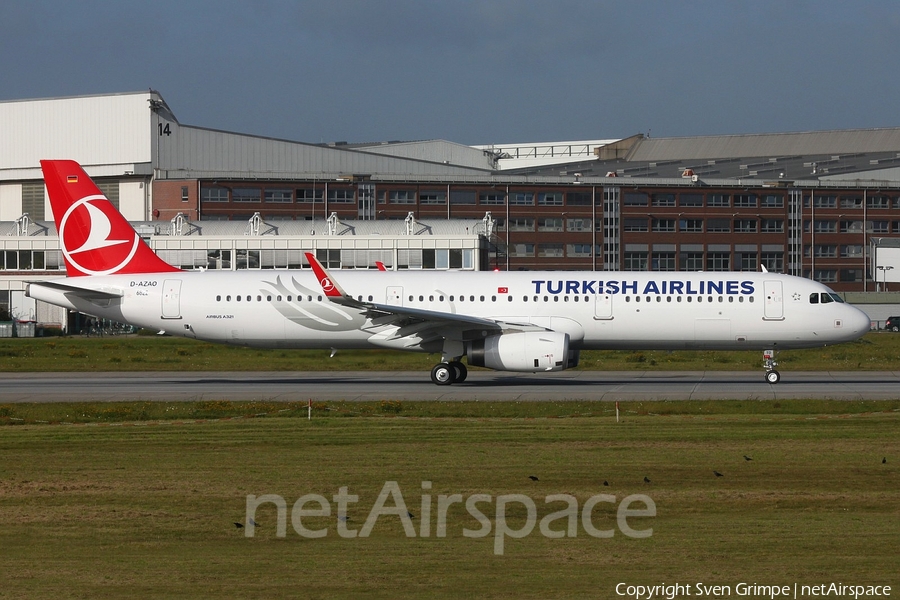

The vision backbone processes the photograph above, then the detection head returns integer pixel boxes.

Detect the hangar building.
[3,90,900,328]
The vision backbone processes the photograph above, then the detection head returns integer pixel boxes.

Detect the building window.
[623,218,648,232]
[761,252,784,273]
[538,192,563,206]
[2,250,46,271]
[761,194,784,208]
[841,245,864,258]
[479,192,505,205]
[181,186,189,203]
[420,190,447,205]
[807,195,837,208]
[737,252,757,271]
[707,219,731,233]
[567,243,595,257]
[680,252,704,271]
[652,218,676,232]
[507,218,534,232]
[623,251,648,271]
[566,192,592,205]
[538,243,564,257]
[734,194,757,208]
[509,192,534,205]
[813,270,838,283]
[841,196,863,209]
[651,193,676,207]
[538,218,563,232]
[389,190,415,204]
[296,188,323,203]
[866,196,890,209]
[680,219,703,233]
[840,220,864,233]
[623,192,648,206]
[202,187,229,202]
[449,190,475,205]
[816,220,837,233]
[868,220,889,234]
[265,189,293,203]
[679,193,703,207]
[566,218,592,232]
[734,219,757,233]
[233,188,261,203]
[652,252,676,271]
[707,252,731,271]
[808,245,837,258]
[508,243,535,257]
[841,269,863,282]
[708,194,730,207]
[760,219,784,233]
[330,188,355,204]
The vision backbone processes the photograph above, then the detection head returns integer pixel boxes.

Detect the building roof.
[0,213,492,238]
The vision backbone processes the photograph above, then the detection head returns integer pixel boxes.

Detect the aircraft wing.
[304,252,546,337]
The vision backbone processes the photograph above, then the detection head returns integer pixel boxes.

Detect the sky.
[3,1,900,145]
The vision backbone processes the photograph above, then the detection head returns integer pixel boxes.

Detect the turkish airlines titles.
[531,279,756,296]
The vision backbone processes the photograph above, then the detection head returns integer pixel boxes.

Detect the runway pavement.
[2,370,900,402]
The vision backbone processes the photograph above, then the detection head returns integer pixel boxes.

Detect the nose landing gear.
[763,349,780,384]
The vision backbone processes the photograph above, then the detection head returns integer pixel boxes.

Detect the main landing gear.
[763,349,780,384]
[430,360,468,385]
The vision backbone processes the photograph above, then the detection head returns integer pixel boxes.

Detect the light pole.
[876,265,894,292]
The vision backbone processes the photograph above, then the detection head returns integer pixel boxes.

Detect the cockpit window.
[809,292,845,304]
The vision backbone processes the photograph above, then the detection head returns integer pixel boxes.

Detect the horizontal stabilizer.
[27,280,123,300]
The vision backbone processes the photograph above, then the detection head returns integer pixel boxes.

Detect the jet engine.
[467,331,571,372]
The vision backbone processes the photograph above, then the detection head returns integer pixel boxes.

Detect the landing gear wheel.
[765,370,781,384]
[431,363,456,386]
[449,361,468,383]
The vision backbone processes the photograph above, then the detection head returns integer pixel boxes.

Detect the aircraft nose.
[845,305,872,338]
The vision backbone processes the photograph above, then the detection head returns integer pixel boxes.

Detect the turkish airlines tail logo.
[41,160,180,277]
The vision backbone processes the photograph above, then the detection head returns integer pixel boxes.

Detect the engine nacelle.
[467,331,571,372]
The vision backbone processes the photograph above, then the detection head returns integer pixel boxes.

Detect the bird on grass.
[406,511,415,519]
[883,457,887,464]
[233,522,244,529]
[714,471,724,477]
[643,476,651,484]
[744,455,753,461]
[249,518,260,527]
[603,480,609,487]
[528,475,539,481]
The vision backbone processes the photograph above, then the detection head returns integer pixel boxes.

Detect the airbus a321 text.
[28,160,872,385]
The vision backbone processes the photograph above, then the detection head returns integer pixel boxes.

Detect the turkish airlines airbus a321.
[28,160,871,385]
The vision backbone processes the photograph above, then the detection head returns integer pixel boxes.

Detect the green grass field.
[1,334,898,597]
[0,407,897,598]
[2,331,900,372]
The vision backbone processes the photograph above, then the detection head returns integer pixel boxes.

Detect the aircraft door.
[594,293,613,320]
[386,286,403,306]
[763,280,784,320]
[162,279,182,319]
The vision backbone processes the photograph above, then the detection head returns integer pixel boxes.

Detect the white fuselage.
[28,269,871,352]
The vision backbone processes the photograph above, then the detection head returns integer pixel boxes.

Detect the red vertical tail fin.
[41,160,180,276]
